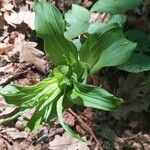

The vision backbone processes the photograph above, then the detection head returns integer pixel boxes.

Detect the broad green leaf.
[91,39,136,74]
[72,39,82,51]
[125,30,147,43]
[125,30,150,52]
[79,23,137,74]
[0,85,19,94]
[1,77,57,107]
[118,54,150,73]
[64,4,127,39]
[108,15,126,26]
[56,95,83,141]
[143,35,150,52]
[88,14,126,34]
[80,23,121,68]
[69,81,122,111]
[88,22,105,34]
[44,102,53,121]
[65,4,90,40]
[91,0,142,14]
[46,101,57,123]
[35,2,78,65]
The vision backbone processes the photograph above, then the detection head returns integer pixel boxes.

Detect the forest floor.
[0,0,150,150]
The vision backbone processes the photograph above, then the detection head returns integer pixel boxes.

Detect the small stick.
[68,108,103,150]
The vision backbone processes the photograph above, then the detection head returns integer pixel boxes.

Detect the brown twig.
[68,108,103,150]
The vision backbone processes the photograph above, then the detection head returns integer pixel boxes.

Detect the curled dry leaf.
[9,34,50,74]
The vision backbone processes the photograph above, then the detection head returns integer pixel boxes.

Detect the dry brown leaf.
[1,127,28,140]
[0,43,14,54]
[0,0,14,11]
[0,107,18,119]
[4,5,35,29]
[0,137,13,150]
[0,15,5,29]
[49,132,91,150]
[0,63,30,85]
[10,34,50,74]
[63,112,75,127]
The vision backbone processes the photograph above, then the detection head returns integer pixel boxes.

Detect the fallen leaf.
[63,112,75,127]
[1,128,28,140]
[4,5,35,29]
[0,63,30,85]
[0,15,5,29]
[9,34,50,74]
[1,1,14,11]
[0,137,12,150]
[49,132,91,150]
[0,106,18,119]
[0,43,14,54]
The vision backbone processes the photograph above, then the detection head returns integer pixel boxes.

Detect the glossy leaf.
[88,14,126,34]
[35,2,78,65]
[125,30,150,52]
[118,54,150,73]
[69,81,122,111]
[65,4,90,40]
[91,0,142,14]
[79,23,137,74]
[109,14,126,26]
[1,77,58,107]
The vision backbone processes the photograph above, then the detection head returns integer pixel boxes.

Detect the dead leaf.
[63,112,75,127]
[4,5,35,29]
[1,1,14,11]
[9,34,50,74]
[0,43,14,54]
[0,63,30,85]
[0,54,10,67]
[0,15,5,29]
[83,0,93,8]
[1,127,28,140]
[0,106,18,119]
[0,136,13,150]
[49,132,91,150]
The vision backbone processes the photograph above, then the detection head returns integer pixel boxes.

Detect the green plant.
[65,0,150,73]
[0,1,138,139]
[65,0,142,39]
[118,30,150,73]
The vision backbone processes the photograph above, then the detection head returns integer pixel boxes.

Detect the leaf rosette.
[0,1,140,139]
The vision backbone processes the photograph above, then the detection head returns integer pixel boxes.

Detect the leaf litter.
[0,0,150,150]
